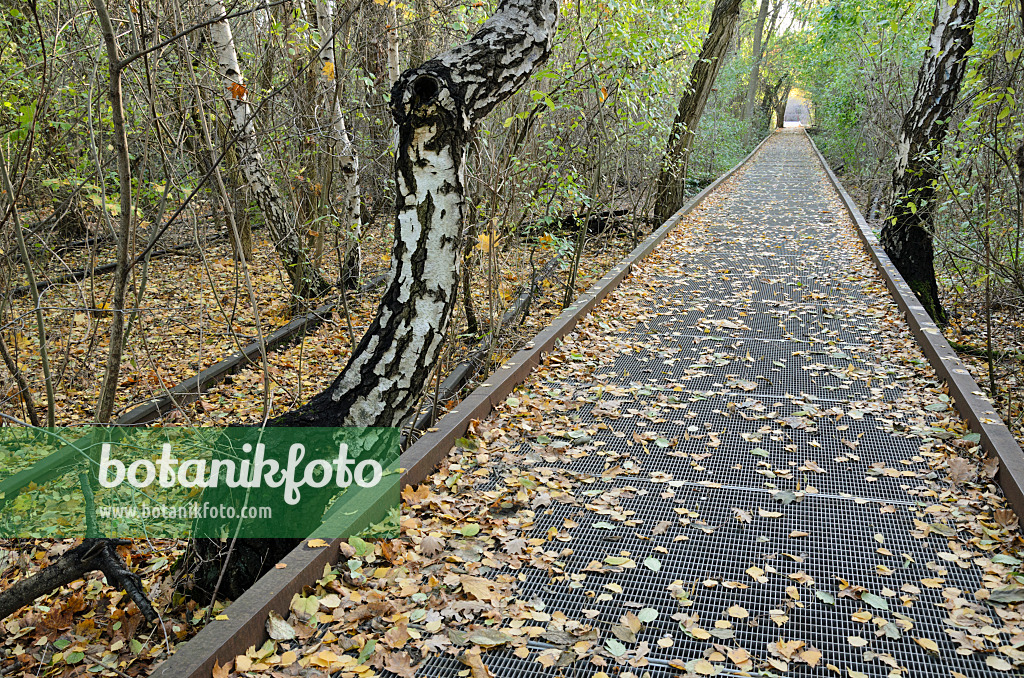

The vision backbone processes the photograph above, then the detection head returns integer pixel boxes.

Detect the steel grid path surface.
[358,131,1022,678]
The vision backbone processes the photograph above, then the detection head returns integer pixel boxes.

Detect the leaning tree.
[185,0,560,601]
[654,0,742,223]
[880,0,979,324]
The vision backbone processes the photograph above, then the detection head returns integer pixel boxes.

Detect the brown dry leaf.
[986,656,1013,671]
[947,457,975,483]
[420,535,445,557]
[384,624,411,648]
[693,659,717,675]
[386,651,419,678]
[732,507,753,523]
[983,456,1000,478]
[212,659,232,678]
[773,639,805,660]
[995,509,1018,529]
[461,575,496,601]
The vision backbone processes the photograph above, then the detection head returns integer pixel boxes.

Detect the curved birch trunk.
[316,0,362,287]
[880,0,978,325]
[653,0,741,224]
[206,0,331,299]
[275,0,559,427]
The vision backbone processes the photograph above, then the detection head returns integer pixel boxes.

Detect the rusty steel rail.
[805,128,1024,517]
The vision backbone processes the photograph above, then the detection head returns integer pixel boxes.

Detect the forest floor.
[0,203,651,676]
[193,130,1023,678]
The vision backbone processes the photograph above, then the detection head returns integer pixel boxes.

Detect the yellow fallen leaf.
[693,659,716,675]
[728,605,749,618]
[801,650,823,667]
[307,539,330,548]
[215,614,229,620]
[728,647,751,667]
[914,637,940,654]
[986,656,1013,671]
[847,636,868,647]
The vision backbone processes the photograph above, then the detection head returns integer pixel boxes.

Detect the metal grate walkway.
[378,131,1020,678]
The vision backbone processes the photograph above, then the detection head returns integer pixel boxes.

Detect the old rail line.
[154,130,1024,678]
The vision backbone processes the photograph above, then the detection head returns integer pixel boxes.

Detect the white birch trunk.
[386,1,401,85]
[316,0,361,287]
[880,0,978,324]
[207,0,330,298]
[276,0,559,427]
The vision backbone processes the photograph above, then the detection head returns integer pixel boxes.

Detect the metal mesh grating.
[368,133,1005,678]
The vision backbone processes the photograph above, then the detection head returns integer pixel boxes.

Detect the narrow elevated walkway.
[383,131,1022,677]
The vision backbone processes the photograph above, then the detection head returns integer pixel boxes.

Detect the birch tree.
[274,0,559,428]
[880,0,979,324]
[316,0,361,287]
[186,0,560,602]
[654,0,742,224]
[206,0,331,299]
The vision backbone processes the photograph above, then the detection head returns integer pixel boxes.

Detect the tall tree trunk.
[653,0,741,224]
[880,0,978,325]
[385,1,401,84]
[774,76,791,128]
[92,0,134,424]
[186,0,559,603]
[742,0,770,124]
[316,0,362,288]
[206,0,331,299]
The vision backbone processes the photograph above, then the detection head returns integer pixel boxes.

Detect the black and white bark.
[653,0,742,224]
[275,0,558,428]
[316,0,361,287]
[880,0,978,325]
[186,0,559,603]
[207,0,331,299]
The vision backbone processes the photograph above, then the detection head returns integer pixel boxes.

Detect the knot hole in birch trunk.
[412,74,440,104]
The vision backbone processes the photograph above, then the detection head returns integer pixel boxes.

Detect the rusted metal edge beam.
[804,129,1024,518]
[149,132,774,678]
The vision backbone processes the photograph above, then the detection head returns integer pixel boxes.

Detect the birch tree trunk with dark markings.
[880,0,978,325]
[207,0,331,299]
[186,0,559,602]
[274,0,558,429]
[654,0,741,224]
